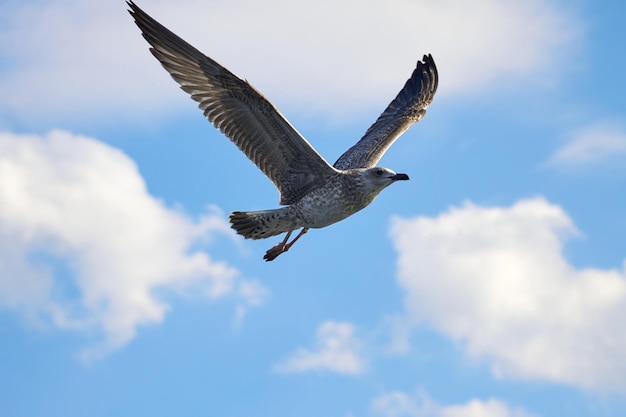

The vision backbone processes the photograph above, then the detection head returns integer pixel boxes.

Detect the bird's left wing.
[128,1,336,205]
[333,55,438,170]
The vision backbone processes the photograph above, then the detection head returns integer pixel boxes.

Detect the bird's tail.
[229,208,296,240]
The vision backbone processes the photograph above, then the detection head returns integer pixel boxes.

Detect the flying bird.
[128,1,438,261]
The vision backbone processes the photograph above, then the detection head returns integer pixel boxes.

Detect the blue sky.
[1,0,626,416]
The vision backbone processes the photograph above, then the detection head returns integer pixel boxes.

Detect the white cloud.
[371,390,533,417]
[0,129,246,360]
[232,279,271,329]
[547,122,626,167]
[439,399,533,417]
[371,391,430,417]
[274,320,365,374]
[389,197,626,392]
[0,0,581,127]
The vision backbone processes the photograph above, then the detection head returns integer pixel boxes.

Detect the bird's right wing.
[128,1,336,205]
[334,55,438,170]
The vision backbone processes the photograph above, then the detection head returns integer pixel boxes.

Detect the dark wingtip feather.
[419,54,439,96]
[332,54,439,169]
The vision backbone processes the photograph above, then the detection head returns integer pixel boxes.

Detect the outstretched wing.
[333,55,438,170]
[128,1,336,205]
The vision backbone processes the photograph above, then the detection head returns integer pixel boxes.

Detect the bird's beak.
[390,173,409,181]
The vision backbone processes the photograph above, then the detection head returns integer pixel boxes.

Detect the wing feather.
[128,1,335,205]
[334,55,438,169]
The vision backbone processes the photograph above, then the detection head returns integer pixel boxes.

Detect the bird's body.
[128,1,438,260]
[231,167,408,239]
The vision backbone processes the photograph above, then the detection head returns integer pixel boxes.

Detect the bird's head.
[359,166,409,194]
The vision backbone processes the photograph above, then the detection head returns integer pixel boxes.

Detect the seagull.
[128,1,438,261]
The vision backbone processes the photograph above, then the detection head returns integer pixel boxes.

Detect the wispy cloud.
[232,279,271,330]
[0,130,244,360]
[371,390,533,417]
[0,0,582,128]
[389,197,626,392]
[273,320,365,375]
[546,122,626,167]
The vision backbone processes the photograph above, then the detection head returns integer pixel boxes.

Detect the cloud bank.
[389,197,626,392]
[0,130,249,360]
[0,0,581,127]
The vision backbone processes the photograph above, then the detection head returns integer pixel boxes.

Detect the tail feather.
[229,208,295,240]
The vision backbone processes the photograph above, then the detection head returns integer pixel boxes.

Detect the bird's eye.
[375,169,384,176]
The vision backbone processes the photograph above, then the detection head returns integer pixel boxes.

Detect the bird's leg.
[264,230,292,262]
[263,228,309,261]
[284,227,308,251]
